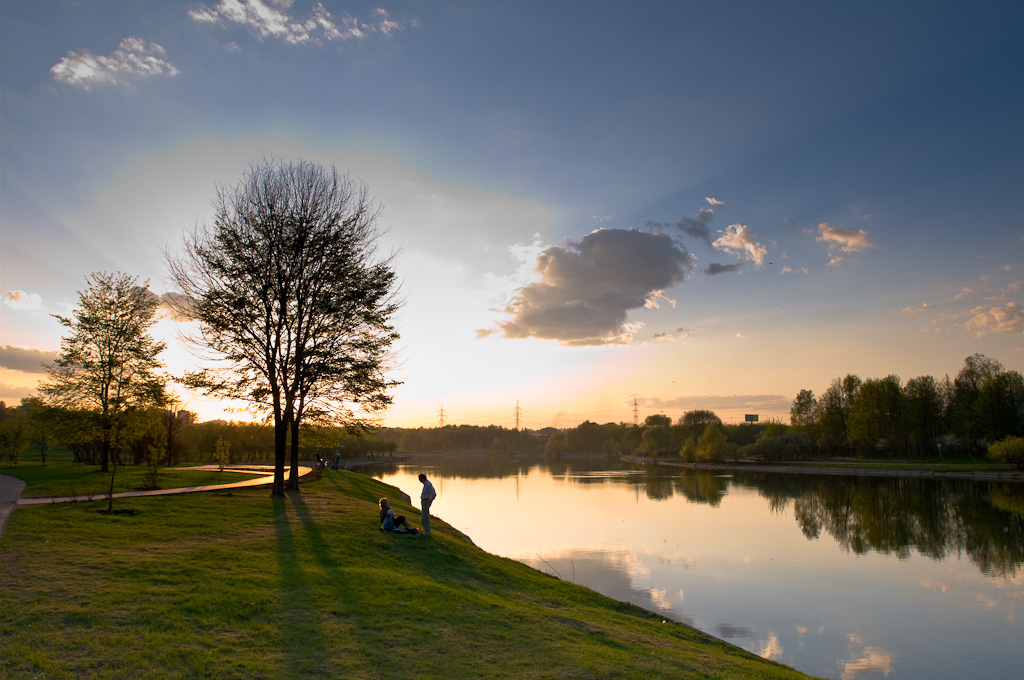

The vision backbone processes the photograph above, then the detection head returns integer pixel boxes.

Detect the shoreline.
[619,455,1024,482]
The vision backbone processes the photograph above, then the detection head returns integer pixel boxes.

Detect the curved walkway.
[0,465,314,539]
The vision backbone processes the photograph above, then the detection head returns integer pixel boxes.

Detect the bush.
[988,436,1024,469]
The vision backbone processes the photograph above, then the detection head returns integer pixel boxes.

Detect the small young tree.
[40,272,168,472]
[213,435,231,471]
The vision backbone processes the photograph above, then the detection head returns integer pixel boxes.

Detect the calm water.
[373,455,1024,680]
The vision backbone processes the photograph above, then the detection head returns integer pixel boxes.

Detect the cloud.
[492,229,692,346]
[3,290,44,312]
[51,37,179,89]
[0,346,58,373]
[963,302,1024,337]
[816,222,873,265]
[705,197,725,206]
[954,287,976,301]
[190,1,410,44]
[652,327,695,341]
[704,262,743,276]
[0,382,37,403]
[156,291,198,322]
[712,224,768,269]
[901,303,933,314]
[648,208,716,248]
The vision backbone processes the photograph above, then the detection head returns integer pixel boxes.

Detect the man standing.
[418,473,436,537]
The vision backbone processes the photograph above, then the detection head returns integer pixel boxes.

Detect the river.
[372,453,1024,680]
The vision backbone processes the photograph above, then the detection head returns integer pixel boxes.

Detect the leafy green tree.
[977,370,1024,442]
[213,435,231,471]
[696,423,727,462]
[903,375,944,456]
[170,159,400,495]
[949,354,1003,452]
[40,272,168,472]
[675,410,722,444]
[815,375,860,454]
[679,437,697,462]
[790,389,818,435]
[640,421,672,458]
[0,404,29,463]
[544,430,568,456]
[848,375,903,455]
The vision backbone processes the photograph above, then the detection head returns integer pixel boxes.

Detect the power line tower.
[514,400,522,430]
[438,404,447,427]
[632,399,639,426]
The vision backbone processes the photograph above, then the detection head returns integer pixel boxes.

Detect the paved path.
[0,465,313,539]
[0,473,27,538]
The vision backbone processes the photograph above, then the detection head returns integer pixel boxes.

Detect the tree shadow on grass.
[272,494,334,676]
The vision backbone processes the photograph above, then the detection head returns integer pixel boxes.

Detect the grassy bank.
[0,469,815,679]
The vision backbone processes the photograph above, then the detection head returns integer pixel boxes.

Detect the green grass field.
[1,459,267,499]
[0,467,816,679]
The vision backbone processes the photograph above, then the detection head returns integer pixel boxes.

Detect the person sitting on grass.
[379,498,417,533]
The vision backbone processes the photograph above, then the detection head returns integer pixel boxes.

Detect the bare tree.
[40,272,168,471]
[168,158,400,496]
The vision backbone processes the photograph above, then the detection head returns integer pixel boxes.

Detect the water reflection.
[372,455,1024,680]
[730,472,1024,577]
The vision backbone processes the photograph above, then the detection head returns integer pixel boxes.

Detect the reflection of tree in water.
[673,470,728,506]
[734,473,1024,577]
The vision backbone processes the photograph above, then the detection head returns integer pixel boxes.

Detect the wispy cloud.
[705,197,725,206]
[712,224,767,269]
[817,222,873,265]
[901,303,933,315]
[51,37,179,89]
[490,229,691,346]
[190,1,411,44]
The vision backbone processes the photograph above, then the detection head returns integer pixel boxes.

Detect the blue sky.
[2,1,1022,428]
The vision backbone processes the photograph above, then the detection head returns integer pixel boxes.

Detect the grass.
[1,462,268,499]
[0,469,817,679]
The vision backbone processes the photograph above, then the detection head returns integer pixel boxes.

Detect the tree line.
[789,353,1024,460]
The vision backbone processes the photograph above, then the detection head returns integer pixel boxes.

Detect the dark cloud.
[0,345,58,373]
[704,262,743,276]
[648,207,715,248]
[493,229,692,346]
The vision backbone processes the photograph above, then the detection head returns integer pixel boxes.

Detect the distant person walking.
[418,473,436,536]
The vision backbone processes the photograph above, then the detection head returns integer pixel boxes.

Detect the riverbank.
[0,468,815,679]
[620,455,1024,482]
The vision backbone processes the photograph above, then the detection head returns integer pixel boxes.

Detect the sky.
[2,0,1023,430]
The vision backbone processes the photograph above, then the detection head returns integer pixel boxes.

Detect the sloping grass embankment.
[0,469,817,679]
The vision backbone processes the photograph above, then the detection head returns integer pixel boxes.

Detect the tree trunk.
[272,413,287,497]
[286,416,300,490]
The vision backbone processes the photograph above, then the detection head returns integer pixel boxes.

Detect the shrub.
[988,436,1024,469]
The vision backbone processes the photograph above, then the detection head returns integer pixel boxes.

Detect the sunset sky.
[2,1,1022,429]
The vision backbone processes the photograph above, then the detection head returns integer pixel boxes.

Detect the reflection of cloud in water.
[716,623,757,639]
[650,587,684,610]
[657,552,695,568]
[840,647,895,680]
[759,633,783,660]
[521,548,695,627]
[796,623,826,636]
[919,579,950,592]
